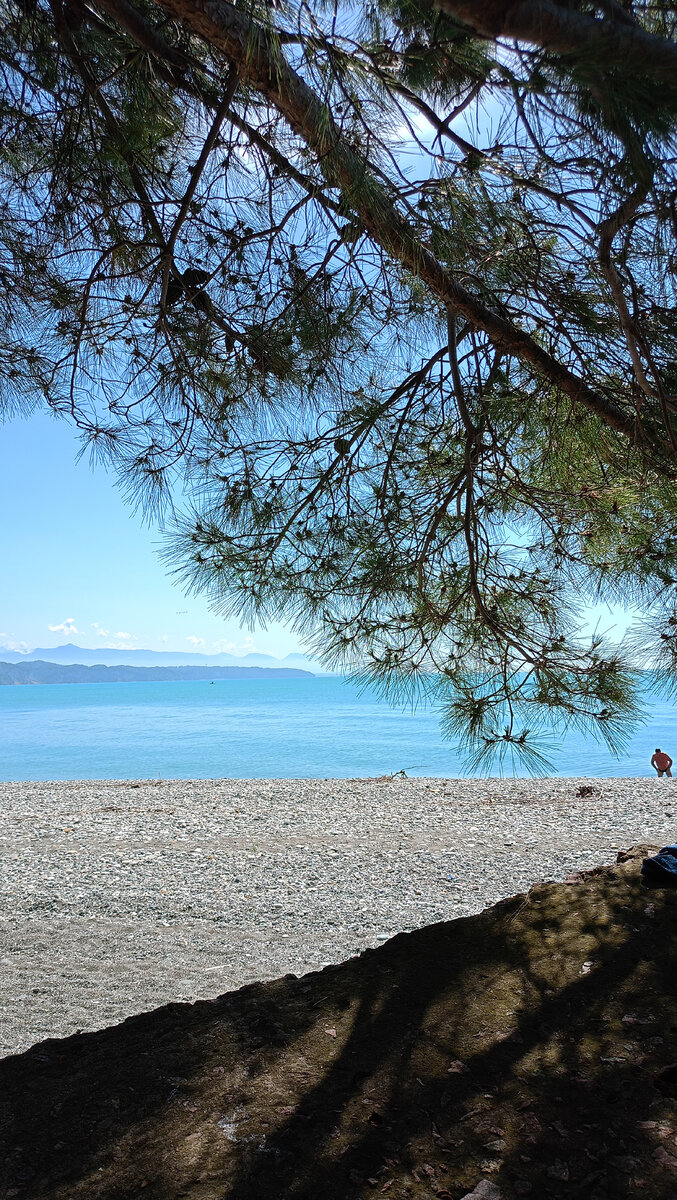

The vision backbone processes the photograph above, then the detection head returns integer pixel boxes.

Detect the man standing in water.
[651,748,673,778]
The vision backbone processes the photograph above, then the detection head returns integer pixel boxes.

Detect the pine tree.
[1,0,676,769]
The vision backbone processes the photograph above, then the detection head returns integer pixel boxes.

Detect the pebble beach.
[1,775,675,1058]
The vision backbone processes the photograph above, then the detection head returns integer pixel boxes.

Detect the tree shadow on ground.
[1,846,676,1200]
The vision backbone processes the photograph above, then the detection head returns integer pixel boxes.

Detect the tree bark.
[432,0,677,88]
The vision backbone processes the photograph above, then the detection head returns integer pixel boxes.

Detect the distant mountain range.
[0,660,314,686]
[0,642,326,672]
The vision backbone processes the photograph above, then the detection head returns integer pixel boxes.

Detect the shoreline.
[0,771,668,783]
[1,775,675,1058]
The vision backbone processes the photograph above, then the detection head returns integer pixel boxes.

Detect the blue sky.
[0,409,306,657]
[1,407,636,658]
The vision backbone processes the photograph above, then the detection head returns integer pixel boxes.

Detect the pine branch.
[432,0,677,90]
[102,0,665,459]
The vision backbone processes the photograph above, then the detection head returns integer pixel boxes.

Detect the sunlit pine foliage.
[1,0,677,769]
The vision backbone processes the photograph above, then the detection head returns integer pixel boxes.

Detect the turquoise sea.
[0,675,675,780]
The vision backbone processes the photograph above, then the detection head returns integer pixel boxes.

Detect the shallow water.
[0,674,675,780]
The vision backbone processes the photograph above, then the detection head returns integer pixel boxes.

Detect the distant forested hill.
[0,642,322,670]
[0,661,314,685]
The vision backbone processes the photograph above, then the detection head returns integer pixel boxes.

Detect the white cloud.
[87,629,137,647]
[211,635,259,656]
[48,618,78,635]
[0,636,29,652]
[211,638,236,652]
[100,632,139,649]
[160,634,169,643]
[186,635,205,647]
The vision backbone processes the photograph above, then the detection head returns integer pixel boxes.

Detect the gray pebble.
[0,775,673,1056]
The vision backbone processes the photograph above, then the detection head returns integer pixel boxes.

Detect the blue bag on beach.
[641,845,677,886]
